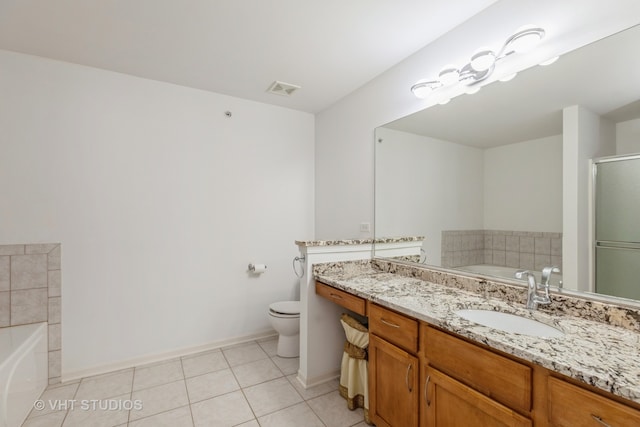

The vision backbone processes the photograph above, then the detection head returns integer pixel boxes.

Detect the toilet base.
[276,334,300,358]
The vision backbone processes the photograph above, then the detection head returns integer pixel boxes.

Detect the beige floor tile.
[128,405,194,427]
[231,358,283,388]
[74,369,134,401]
[307,390,365,427]
[242,377,303,417]
[287,374,340,400]
[271,356,299,375]
[190,390,255,427]
[185,368,240,403]
[221,342,268,367]
[130,379,189,421]
[181,350,228,378]
[257,337,278,357]
[62,393,130,427]
[22,411,66,427]
[257,402,324,427]
[234,421,260,427]
[28,382,79,418]
[133,359,184,391]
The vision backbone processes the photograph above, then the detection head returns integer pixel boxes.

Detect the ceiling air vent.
[267,81,301,97]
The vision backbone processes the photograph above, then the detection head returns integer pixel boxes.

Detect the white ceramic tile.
[221,342,268,367]
[257,402,324,427]
[286,374,339,400]
[257,337,278,357]
[128,405,194,427]
[271,356,299,376]
[181,350,228,378]
[49,350,62,378]
[231,358,283,388]
[190,390,255,427]
[185,368,239,403]
[130,379,189,421]
[26,244,60,254]
[307,390,365,427]
[243,377,303,417]
[62,393,130,427]
[11,254,48,289]
[75,369,134,401]
[234,421,260,427]
[22,411,66,427]
[133,359,184,391]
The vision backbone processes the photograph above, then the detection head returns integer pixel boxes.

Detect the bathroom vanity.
[315,259,640,427]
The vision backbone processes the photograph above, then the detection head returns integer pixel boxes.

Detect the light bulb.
[470,48,496,72]
[411,80,439,99]
[505,26,545,54]
[539,56,559,66]
[439,65,460,85]
[499,73,517,82]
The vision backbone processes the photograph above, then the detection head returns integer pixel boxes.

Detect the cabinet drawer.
[548,376,640,426]
[315,281,366,316]
[369,303,418,353]
[423,326,532,414]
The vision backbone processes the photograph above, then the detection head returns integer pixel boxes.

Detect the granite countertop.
[295,236,424,247]
[315,262,640,404]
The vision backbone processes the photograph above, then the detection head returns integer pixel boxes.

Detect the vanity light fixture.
[411,25,546,99]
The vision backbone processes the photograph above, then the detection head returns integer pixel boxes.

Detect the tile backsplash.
[441,230,562,271]
[0,243,62,384]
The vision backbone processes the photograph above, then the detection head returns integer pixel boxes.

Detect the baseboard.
[62,329,277,382]
[295,369,340,389]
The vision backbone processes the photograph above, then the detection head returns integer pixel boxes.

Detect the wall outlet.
[360,222,371,233]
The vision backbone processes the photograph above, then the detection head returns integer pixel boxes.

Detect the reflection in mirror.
[374,24,640,303]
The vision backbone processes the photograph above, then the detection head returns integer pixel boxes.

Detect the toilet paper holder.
[248,263,267,273]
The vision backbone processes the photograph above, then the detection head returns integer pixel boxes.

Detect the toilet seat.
[269,301,300,317]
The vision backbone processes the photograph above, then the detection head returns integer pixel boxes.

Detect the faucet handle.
[541,266,561,286]
[515,270,533,279]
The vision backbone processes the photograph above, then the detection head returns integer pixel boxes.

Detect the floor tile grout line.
[222,339,260,426]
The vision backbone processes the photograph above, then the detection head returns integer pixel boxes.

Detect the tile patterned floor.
[23,337,369,427]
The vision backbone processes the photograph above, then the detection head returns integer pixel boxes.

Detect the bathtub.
[457,264,563,287]
[0,323,48,427]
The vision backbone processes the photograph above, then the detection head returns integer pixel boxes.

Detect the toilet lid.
[269,301,300,315]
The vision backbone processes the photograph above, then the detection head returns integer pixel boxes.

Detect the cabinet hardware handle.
[424,375,431,406]
[591,415,612,427]
[381,318,400,328]
[405,363,413,392]
[329,293,343,300]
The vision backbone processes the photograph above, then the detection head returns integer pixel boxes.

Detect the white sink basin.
[455,309,564,338]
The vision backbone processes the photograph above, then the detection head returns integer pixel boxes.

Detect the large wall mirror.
[374,23,640,303]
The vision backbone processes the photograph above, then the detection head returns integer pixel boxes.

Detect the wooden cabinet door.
[547,376,640,426]
[422,366,531,427]
[369,334,419,427]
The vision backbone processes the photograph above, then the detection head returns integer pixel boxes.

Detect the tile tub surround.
[314,259,640,404]
[0,243,62,384]
[441,229,562,271]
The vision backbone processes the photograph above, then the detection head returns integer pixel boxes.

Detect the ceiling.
[0,0,497,113]
[384,22,640,148]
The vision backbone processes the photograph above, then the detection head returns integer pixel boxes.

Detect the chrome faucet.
[515,269,553,310]
[541,266,560,287]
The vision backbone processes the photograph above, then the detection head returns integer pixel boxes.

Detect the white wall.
[563,106,615,292]
[0,50,315,376]
[484,135,563,232]
[616,118,640,154]
[315,0,640,240]
[375,128,483,265]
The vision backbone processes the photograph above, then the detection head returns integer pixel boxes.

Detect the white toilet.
[268,301,300,358]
